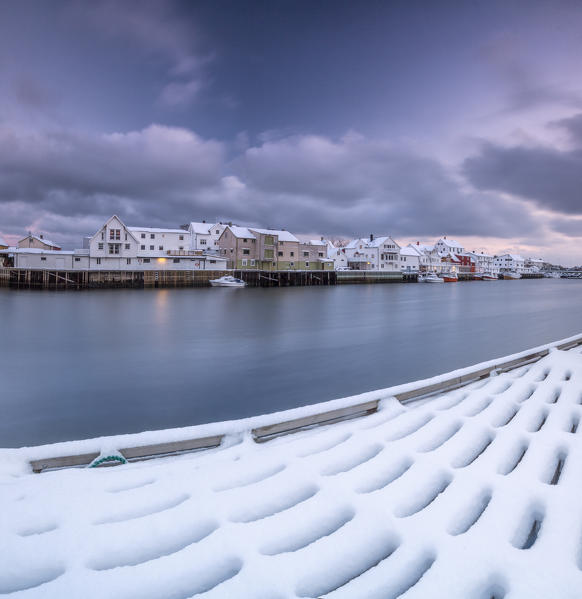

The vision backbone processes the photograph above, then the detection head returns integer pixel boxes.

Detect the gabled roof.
[345,238,366,249]
[401,245,423,257]
[189,222,213,235]
[19,233,60,248]
[368,236,401,249]
[498,253,525,261]
[128,227,186,234]
[249,228,299,242]
[437,238,463,248]
[227,226,256,239]
[91,215,139,244]
[308,239,327,246]
[0,236,7,247]
[468,251,493,258]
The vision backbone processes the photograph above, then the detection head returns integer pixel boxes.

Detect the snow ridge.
[3,347,582,596]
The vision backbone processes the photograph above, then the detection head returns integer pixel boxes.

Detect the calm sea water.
[1,279,580,448]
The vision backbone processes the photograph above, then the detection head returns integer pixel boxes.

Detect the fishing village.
[0,215,555,289]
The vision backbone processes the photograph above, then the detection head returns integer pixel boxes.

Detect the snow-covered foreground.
[3,339,582,598]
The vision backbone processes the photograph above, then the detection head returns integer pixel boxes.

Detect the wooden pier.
[0,267,545,290]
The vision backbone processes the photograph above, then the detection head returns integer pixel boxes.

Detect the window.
[159,246,163,251]
[96,258,101,265]
[127,258,131,265]
[75,257,80,262]
[141,233,146,239]
[318,252,324,258]
[150,234,155,239]
[179,235,184,240]
[101,231,104,240]
[109,243,120,255]
[179,246,184,250]
[250,259,256,266]
[252,239,256,244]
[215,230,219,234]
[242,259,248,266]
[41,257,46,261]
[124,233,127,241]
[290,251,294,257]
[290,261,294,267]
[173,258,180,263]
[243,249,250,255]
[143,258,150,263]
[141,245,145,250]
[125,244,130,250]
[305,261,310,267]
[109,229,120,240]
[265,235,274,245]
[264,249,274,259]
[303,251,309,257]
[98,242,104,250]
[150,245,154,250]
[209,259,216,264]
[200,239,207,245]
[278,251,283,256]
[243,238,248,242]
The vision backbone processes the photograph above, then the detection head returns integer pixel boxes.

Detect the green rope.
[89,454,128,468]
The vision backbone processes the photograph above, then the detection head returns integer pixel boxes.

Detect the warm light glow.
[157,258,167,263]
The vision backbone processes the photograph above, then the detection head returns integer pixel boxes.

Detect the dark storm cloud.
[463,114,582,215]
[0,124,543,247]
[235,134,541,238]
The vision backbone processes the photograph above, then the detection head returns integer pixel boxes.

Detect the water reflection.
[0,279,577,447]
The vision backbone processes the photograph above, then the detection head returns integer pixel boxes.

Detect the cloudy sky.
[1,0,582,263]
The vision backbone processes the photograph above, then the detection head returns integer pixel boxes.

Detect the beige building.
[218,226,333,270]
[17,233,61,251]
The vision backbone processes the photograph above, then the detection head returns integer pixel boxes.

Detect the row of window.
[139,233,185,240]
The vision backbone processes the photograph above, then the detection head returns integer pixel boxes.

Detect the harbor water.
[0,278,580,447]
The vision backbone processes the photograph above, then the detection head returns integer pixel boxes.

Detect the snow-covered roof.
[0,236,7,247]
[19,233,60,247]
[345,238,366,249]
[227,226,256,239]
[497,253,525,261]
[414,243,434,253]
[128,227,187,234]
[2,335,582,597]
[437,238,463,248]
[189,222,213,235]
[250,228,299,243]
[468,251,493,258]
[308,239,327,246]
[400,246,422,257]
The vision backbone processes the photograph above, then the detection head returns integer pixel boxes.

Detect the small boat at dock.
[419,272,444,283]
[209,275,246,287]
[502,271,521,280]
[441,272,458,282]
[482,272,498,280]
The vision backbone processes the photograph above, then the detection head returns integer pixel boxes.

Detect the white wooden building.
[493,253,526,274]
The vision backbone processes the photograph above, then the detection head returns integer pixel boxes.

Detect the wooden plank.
[395,377,462,402]
[30,452,100,473]
[494,350,549,372]
[120,435,223,460]
[252,400,379,441]
[556,339,582,351]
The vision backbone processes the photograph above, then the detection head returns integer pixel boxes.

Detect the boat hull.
[502,272,521,280]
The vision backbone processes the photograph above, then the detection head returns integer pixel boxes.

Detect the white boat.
[441,271,458,282]
[209,275,246,287]
[420,272,444,283]
[502,271,521,280]
[482,272,498,281]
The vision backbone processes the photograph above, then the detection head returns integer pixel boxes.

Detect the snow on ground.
[2,339,582,597]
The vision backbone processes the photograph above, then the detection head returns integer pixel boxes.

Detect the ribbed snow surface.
[3,348,582,598]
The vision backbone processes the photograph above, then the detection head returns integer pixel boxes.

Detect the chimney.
[416,241,419,245]
[39,234,44,239]
[320,236,324,241]
[370,233,374,242]
[202,220,206,223]
[444,235,447,239]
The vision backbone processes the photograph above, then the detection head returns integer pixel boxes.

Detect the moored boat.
[209,275,246,287]
[473,272,484,280]
[502,271,521,280]
[441,271,458,282]
[421,272,444,283]
[482,272,498,280]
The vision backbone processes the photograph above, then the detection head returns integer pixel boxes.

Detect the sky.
[1,0,582,263]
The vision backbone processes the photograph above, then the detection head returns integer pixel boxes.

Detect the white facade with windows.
[435,237,464,256]
[343,236,400,270]
[467,251,497,274]
[493,253,526,274]
[399,246,421,272]
[189,222,228,252]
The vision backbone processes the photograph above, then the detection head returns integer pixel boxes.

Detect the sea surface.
[1,278,580,447]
